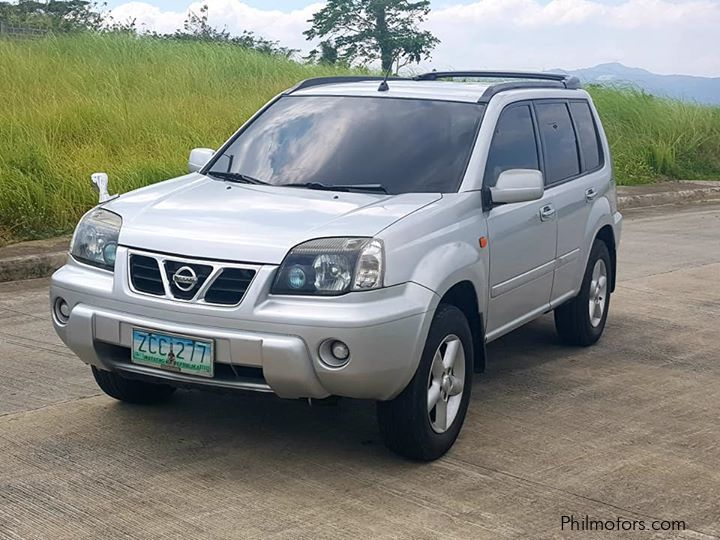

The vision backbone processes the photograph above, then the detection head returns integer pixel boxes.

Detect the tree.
[171,3,297,58]
[304,0,439,73]
[0,0,105,32]
[306,40,339,66]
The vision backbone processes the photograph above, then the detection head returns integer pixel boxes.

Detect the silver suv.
[51,71,622,461]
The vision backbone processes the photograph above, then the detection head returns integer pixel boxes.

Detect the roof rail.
[413,71,581,102]
[286,76,410,94]
[414,70,577,85]
[284,72,581,103]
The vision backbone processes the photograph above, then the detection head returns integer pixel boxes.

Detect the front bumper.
[51,250,438,401]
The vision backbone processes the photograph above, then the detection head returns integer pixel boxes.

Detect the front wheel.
[92,367,176,404]
[377,304,473,461]
[554,239,612,346]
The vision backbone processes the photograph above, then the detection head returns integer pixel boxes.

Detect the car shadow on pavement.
[484,314,581,373]
[77,314,591,467]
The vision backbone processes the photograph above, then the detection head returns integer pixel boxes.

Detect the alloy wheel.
[427,334,466,434]
[589,259,608,327]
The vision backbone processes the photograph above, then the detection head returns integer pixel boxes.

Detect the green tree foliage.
[304,0,439,73]
[306,40,340,66]
[0,0,104,31]
[0,1,296,57]
[170,4,297,58]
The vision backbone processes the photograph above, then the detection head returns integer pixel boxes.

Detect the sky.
[104,0,720,77]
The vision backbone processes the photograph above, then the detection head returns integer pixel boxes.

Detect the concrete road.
[1,204,719,540]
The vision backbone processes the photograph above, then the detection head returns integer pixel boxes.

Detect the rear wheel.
[92,367,176,404]
[377,304,473,461]
[554,240,612,346]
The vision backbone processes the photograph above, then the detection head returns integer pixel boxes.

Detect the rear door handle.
[585,187,599,202]
[540,205,556,221]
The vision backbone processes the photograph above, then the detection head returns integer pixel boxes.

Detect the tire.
[92,367,176,404]
[554,239,612,346]
[377,304,473,461]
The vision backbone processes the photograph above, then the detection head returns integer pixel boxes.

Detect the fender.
[574,195,616,292]
[411,246,488,320]
[380,192,489,318]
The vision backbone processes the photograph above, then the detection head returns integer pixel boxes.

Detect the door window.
[535,102,580,184]
[569,101,603,172]
[484,104,539,188]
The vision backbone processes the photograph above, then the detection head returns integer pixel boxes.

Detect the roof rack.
[414,70,578,85]
[285,72,581,103]
[413,70,582,102]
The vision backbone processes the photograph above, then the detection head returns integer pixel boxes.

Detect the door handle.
[540,205,556,221]
[585,187,599,202]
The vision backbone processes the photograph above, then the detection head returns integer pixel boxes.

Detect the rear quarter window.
[570,101,603,171]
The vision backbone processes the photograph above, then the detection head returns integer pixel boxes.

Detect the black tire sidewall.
[379,304,473,460]
[92,366,175,404]
[578,241,612,341]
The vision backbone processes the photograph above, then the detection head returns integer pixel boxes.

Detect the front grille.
[128,250,258,307]
[204,268,256,305]
[129,255,164,296]
[163,260,213,300]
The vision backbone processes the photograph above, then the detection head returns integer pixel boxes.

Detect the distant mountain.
[553,63,720,106]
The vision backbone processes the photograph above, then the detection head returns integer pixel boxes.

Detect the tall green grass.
[0,34,344,244]
[590,85,720,183]
[1,34,719,245]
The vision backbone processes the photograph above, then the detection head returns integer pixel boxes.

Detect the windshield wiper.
[280,182,389,194]
[208,171,269,185]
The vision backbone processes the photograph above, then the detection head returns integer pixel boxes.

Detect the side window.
[570,101,602,171]
[484,104,539,188]
[535,102,580,184]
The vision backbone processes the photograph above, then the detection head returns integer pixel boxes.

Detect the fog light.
[331,340,350,361]
[319,339,351,368]
[53,297,70,325]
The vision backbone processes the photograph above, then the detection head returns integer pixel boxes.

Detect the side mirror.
[490,169,544,204]
[188,148,215,173]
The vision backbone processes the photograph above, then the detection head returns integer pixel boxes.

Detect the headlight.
[272,238,384,296]
[70,208,122,271]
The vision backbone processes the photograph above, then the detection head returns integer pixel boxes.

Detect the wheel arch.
[437,280,486,374]
[594,225,617,292]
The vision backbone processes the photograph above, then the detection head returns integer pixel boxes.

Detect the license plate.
[131,328,214,378]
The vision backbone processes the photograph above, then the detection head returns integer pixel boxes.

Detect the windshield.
[206,95,485,194]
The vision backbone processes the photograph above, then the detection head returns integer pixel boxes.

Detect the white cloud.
[109,0,720,76]
[110,1,322,50]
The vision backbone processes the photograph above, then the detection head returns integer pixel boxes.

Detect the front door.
[483,102,558,339]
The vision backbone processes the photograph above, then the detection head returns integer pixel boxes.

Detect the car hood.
[108,174,440,264]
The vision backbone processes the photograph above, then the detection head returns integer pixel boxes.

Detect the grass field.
[1,34,719,245]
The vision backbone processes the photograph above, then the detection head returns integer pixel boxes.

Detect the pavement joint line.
[0,328,68,347]
[0,305,50,322]
[440,457,720,539]
[0,335,76,358]
[618,261,720,284]
[0,329,74,351]
[616,284,720,313]
[0,393,102,421]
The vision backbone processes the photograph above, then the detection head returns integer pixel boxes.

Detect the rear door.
[535,100,606,304]
[485,102,558,339]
